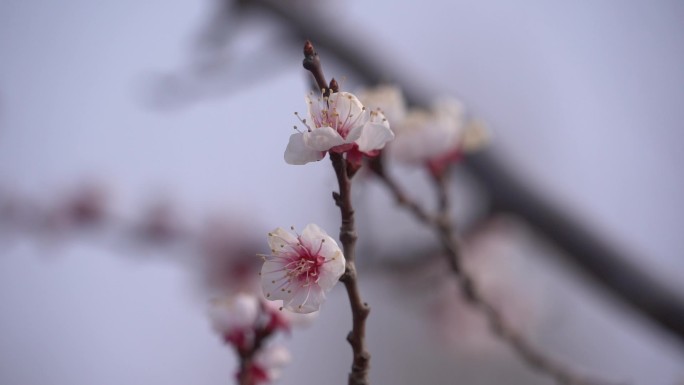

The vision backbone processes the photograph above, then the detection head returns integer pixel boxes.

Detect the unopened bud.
[303,40,314,57]
[329,78,339,93]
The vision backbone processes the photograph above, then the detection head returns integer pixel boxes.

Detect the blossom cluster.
[357,85,489,176]
[208,294,293,385]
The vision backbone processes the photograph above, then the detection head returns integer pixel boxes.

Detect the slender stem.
[371,164,615,385]
[301,40,371,385]
[331,152,371,385]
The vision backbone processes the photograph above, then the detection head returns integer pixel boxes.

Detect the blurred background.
[1,0,683,384]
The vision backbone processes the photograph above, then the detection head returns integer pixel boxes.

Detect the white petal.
[355,116,395,152]
[331,92,369,142]
[433,97,465,123]
[317,251,345,291]
[300,224,341,259]
[331,92,366,124]
[305,93,324,127]
[255,345,291,381]
[345,120,365,143]
[267,227,298,252]
[356,84,407,124]
[284,285,325,314]
[461,120,490,152]
[208,294,259,333]
[303,126,346,151]
[299,224,345,291]
[388,103,463,163]
[260,260,291,301]
[284,133,325,165]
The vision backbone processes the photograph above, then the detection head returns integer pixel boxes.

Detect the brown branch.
[302,40,371,385]
[370,163,617,385]
[331,152,372,385]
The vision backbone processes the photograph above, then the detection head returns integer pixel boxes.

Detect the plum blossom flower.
[389,97,489,175]
[284,91,394,165]
[249,345,291,384]
[357,84,407,124]
[390,98,465,164]
[208,293,260,347]
[260,224,345,313]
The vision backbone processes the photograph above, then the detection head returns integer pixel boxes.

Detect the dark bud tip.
[329,78,339,93]
[303,40,314,56]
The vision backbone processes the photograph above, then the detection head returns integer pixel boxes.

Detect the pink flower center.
[310,94,366,139]
[285,242,325,286]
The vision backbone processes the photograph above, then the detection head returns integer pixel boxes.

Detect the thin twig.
[370,160,616,385]
[331,152,372,385]
[302,40,371,385]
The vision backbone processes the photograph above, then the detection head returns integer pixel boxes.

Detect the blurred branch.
[236,0,684,346]
[370,158,616,385]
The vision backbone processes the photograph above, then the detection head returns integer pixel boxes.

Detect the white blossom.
[260,224,345,313]
[389,97,466,164]
[357,84,407,124]
[208,293,260,335]
[253,345,291,383]
[284,91,394,165]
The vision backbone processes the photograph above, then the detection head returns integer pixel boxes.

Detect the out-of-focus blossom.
[260,224,345,313]
[45,184,109,234]
[250,345,291,384]
[357,84,407,124]
[388,97,489,176]
[209,293,260,336]
[389,98,465,169]
[461,119,490,153]
[284,91,394,165]
[198,218,262,296]
[136,201,186,243]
